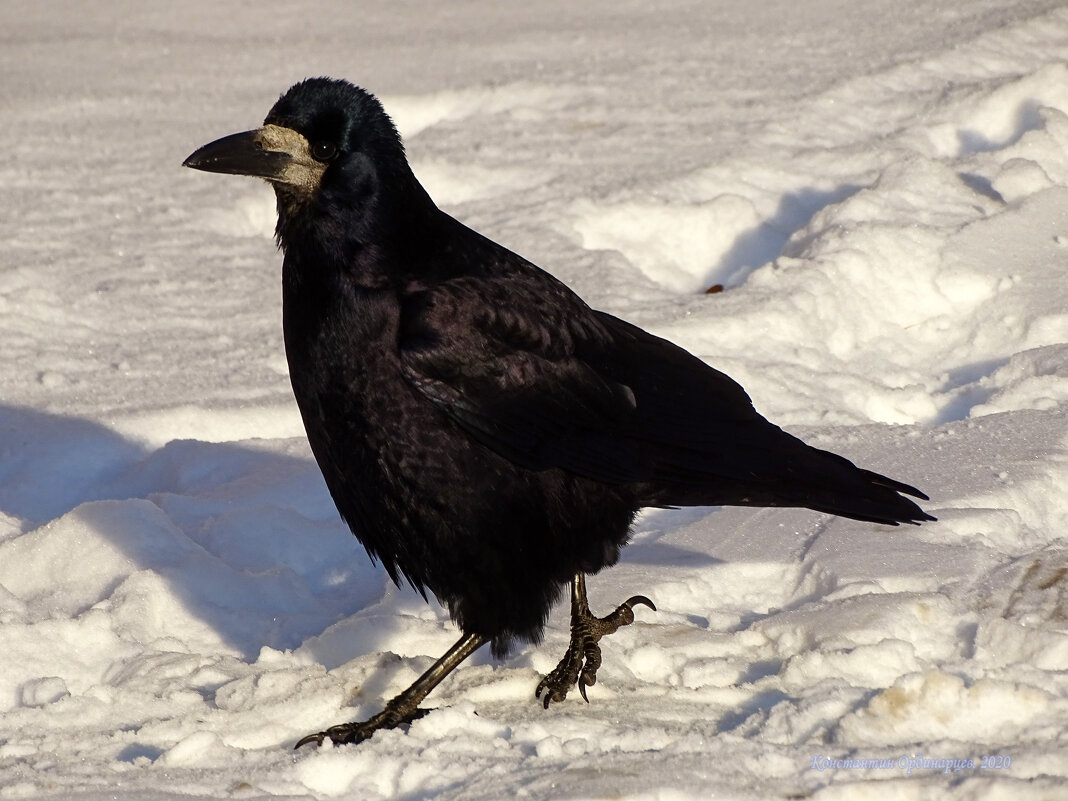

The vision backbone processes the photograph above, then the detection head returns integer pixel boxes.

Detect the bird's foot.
[293,703,428,749]
[535,592,655,708]
[294,632,487,750]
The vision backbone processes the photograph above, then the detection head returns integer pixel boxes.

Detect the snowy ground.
[2,1,1067,798]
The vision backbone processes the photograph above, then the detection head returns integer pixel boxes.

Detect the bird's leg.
[535,573,655,707]
[294,631,487,748]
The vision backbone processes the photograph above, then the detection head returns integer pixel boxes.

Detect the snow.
[1,0,1067,798]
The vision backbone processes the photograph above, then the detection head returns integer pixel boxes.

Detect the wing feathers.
[400,276,932,525]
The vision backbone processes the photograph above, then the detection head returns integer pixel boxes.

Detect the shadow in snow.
[958,172,1005,203]
[0,405,391,661]
[707,183,863,290]
[929,356,1008,425]
[716,688,791,734]
[957,100,1044,156]
[116,743,164,764]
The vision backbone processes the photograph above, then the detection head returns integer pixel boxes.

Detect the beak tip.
[180,129,291,179]
[182,145,210,171]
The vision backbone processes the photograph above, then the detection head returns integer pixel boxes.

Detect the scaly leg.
[295,631,488,748]
[535,573,655,707]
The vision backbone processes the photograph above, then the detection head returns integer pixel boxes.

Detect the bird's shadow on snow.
[0,404,407,662]
[0,406,737,680]
[623,507,724,573]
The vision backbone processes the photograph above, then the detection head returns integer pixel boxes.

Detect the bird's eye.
[311,141,338,162]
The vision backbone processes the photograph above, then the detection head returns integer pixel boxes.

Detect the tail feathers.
[769,458,936,526]
[648,441,936,526]
[801,470,935,525]
[862,469,930,503]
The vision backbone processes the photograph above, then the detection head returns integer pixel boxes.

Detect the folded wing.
[400,276,933,525]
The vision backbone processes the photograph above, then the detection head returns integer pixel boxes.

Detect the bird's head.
[184,78,425,250]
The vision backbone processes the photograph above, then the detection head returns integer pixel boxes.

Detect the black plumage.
[183,77,934,747]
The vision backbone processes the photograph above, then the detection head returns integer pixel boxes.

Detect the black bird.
[183,78,934,749]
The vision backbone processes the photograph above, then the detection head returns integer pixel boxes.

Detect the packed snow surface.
[2,1,1067,799]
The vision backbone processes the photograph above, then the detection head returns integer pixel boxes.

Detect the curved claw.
[293,731,327,750]
[534,585,656,709]
[535,676,566,708]
[624,595,656,612]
